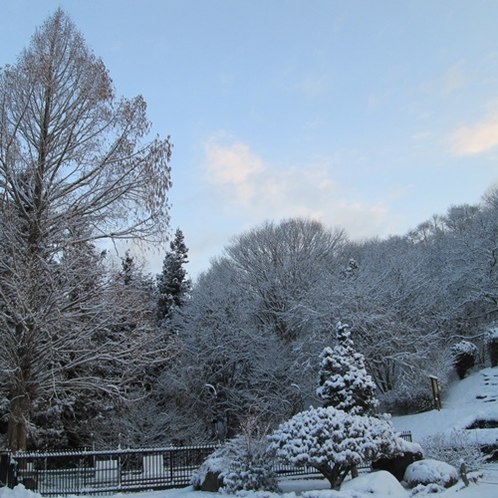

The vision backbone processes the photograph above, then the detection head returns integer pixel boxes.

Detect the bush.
[404,459,458,489]
[451,341,477,379]
[421,429,486,472]
[379,386,435,416]
[486,328,498,367]
[268,406,405,490]
[191,428,279,494]
[222,449,278,495]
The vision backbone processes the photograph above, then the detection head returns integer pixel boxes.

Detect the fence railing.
[9,431,412,496]
[12,445,217,496]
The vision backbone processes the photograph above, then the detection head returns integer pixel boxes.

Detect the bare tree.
[0,9,173,450]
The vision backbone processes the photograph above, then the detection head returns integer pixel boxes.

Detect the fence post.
[430,376,442,411]
[0,451,17,489]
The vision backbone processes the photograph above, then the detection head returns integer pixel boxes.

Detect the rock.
[372,449,423,481]
[404,458,458,489]
[199,471,224,492]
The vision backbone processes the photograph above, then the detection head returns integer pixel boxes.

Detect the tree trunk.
[7,393,30,452]
[315,462,351,490]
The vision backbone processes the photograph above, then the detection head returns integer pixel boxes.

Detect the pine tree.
[316,321,378,415]
[269,406,403,490]
[157,228,191,322]
[121,250,136,286]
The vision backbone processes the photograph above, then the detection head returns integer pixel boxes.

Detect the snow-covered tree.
[317,322,378,415]
[268,406,403,490]
[225,218,346,341]
[153,254,317,443]
[0,9,173,451]
[156,228,191,323]
[336,235,449,407]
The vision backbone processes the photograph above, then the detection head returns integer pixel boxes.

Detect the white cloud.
[203,135,264,202]
[201,134,396,240]
[448,112,498,156]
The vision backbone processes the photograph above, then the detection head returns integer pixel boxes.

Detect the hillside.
[393,367,498,446]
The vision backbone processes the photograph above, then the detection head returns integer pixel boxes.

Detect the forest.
[1,9,498,452]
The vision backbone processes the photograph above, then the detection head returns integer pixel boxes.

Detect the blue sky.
[2,1,498,278]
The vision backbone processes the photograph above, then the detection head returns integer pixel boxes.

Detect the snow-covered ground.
[2,368,498,498]
[393,367,498,445]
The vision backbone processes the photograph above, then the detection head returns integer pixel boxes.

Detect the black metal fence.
[10,431,412,496]
[13,445,217,496]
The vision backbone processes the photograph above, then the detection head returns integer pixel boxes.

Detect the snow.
[341,470,408,497]
[316,323,378,416]
[404,459,458,488]
[451,340,478,357]
[485,328,498,342]
[268,406,402,474]
[392,367,498,445]
[3,367,498,497]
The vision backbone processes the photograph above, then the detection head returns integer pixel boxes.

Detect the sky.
[1,1,498,279]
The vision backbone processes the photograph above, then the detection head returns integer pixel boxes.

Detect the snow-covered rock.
[404,458,458,488]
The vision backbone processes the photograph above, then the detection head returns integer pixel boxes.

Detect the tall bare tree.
[0,9,173,450]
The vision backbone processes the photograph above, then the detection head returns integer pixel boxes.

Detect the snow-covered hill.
[393,367,498,446]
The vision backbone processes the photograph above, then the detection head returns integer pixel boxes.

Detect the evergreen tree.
[157,228,191,322]
[316,322,378,415]
[269,406,403,490]
[121,250,136,286]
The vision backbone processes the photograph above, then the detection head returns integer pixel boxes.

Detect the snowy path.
[479,462,498,486]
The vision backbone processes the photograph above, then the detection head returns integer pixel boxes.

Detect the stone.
[372,449,423,481]
[199,471,224,492]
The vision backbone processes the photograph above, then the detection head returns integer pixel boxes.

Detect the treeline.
[154,194,498,444]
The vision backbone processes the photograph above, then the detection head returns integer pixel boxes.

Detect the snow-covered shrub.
[0,484,43,498]
[268,406,404,490]
[485,328,498,367]
[223,416,279,494]
[191,433,279,494]
[379,385,434,416]
[404,458,458,489]
[451,341,477,379]
[372,438,424,481]
[421,429,486,472]
[222,453,278,495]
